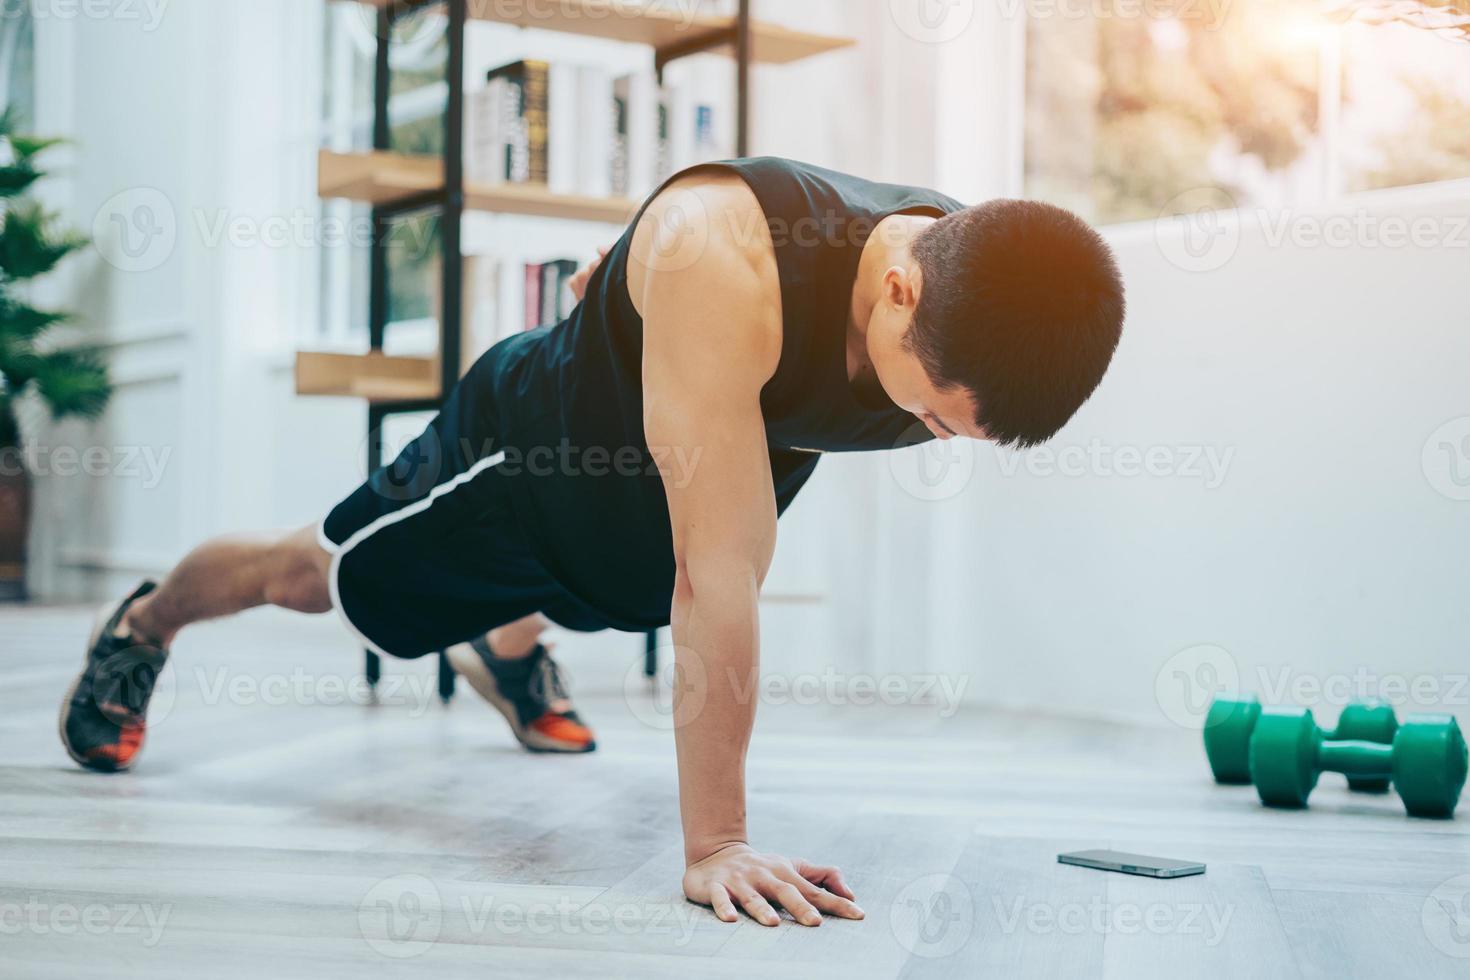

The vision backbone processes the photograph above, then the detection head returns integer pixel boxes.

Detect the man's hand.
[568,246,610,302]
[683,844,864,927]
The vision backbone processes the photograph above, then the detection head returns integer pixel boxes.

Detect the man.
[59,157,1125,928]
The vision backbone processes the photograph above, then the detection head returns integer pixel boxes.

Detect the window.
[0,4,33,120]
[318,1,448,345]
[1024,0,1470,225]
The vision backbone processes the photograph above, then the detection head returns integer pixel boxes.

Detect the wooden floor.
[3,604,1468,978]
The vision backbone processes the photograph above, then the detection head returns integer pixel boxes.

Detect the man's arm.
[637,183,863,927]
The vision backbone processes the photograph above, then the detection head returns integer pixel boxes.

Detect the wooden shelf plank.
[318,149,640,223]
[359,0,854,64]
[295,350,441,403]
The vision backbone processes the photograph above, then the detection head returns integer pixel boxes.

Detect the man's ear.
[884,265,917,310]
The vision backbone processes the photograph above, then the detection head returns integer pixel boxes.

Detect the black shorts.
[318,370,609,660]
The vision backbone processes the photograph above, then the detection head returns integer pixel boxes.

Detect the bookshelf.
[356,0,854,65]
[299,0,853,696]
[318,149,641,223]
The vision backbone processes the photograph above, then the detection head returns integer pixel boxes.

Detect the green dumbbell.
[1204,696,1399,791]
[1249,708,1468,818]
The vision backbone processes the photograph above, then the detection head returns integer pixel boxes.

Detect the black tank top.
[486,157,965,630]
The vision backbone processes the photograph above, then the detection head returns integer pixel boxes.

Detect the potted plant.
[0,110,110,600]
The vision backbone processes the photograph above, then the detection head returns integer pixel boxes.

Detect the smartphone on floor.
[1057,849,1206,878]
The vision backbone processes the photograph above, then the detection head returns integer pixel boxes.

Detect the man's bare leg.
[121,525,333,647]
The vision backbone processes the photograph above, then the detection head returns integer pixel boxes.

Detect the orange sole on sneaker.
[58,595,150,773]
[446,644,596,754]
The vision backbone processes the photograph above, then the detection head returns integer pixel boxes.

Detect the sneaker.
[58,581,170,772]
[447,639,596,753]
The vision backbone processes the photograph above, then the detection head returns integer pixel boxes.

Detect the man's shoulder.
[627,168,779,318]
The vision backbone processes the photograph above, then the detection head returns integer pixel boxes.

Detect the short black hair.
[904,199,1125,448]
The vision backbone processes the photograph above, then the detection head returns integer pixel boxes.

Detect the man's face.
[877,345,987,442]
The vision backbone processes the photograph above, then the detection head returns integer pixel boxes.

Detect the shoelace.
[530,652,571,706]
[96,644,164,716]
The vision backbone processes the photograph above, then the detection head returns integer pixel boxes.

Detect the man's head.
[867,200,1126,446]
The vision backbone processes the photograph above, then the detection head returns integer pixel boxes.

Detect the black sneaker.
[58,581,170,772]
[446,640,596,753]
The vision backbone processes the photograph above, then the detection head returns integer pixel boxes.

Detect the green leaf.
[25,347,112,421]
[0,295,69,345]
[0,200,88,280]
[9,135,65,161]
[0,163,41,199]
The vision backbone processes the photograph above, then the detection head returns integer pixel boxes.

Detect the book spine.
[523,263,542,331]
[610,75,631,198]
[577,66,613,198]
[522,60,549,186]
[547,62,579,196]
[656,87,674,184]
[540,262,560,326]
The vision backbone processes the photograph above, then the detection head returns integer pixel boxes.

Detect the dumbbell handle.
[1318,739,1394,778]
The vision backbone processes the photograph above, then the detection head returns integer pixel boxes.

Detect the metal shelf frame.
[359,0,756,697]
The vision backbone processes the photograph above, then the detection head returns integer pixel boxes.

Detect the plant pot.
[0,455,30,602]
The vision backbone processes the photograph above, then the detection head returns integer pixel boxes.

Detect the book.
[488,59,549,184]
[548,62,579,195]
[577,65,613,198]
[460,254,502,374]
[524,263,543,331]
[465,80,505,185]
[541,258,580,324]
[612,70,655,198]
